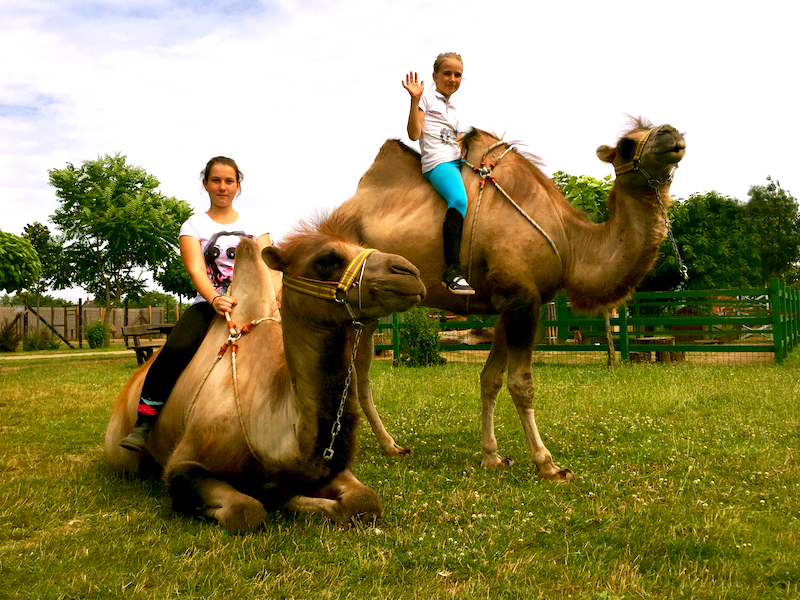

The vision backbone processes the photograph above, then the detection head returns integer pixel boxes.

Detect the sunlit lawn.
[1,351,799,599]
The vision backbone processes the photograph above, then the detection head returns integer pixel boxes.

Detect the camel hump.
[227,237,279,320]
[358,140,424,189]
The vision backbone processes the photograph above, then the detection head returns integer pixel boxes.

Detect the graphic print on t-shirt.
[203,230,250,293]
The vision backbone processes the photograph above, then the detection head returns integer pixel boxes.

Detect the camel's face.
[263,239,425,322]
[597,124,686,185]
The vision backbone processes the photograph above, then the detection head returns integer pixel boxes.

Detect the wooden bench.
[121,325,172,366]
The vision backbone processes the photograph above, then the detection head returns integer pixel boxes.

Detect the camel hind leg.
[355,323,410,456]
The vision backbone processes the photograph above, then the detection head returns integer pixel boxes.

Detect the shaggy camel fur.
[105,223,425,533]
[333,119,686,481]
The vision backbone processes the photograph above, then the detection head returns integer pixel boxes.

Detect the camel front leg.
[286,469,381,524]
[479,322,512,468]
[194,477,268,534]
[505,345,573,482]
[355,323,410,456]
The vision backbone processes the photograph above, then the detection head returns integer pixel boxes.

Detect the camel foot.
[537,467,574,483]
[339,486,382,524]
[383,443,411,457]
[213,497,268,535]
[480,453,514,469]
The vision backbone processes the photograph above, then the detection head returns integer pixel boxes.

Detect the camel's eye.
[312,250,344,280]
[618,138,636,160]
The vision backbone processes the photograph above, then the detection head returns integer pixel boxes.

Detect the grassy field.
[1,350,799,599]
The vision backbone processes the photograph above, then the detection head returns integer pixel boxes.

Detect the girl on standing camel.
[402,51,474,295]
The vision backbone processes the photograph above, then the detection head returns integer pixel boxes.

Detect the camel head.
[263,215,425,324]
[596,119,686,190]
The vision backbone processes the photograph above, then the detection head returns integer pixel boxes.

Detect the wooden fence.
[0,302,172,349]
[376,279,800,364]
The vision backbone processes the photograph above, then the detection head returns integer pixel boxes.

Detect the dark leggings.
[136,302,217,421]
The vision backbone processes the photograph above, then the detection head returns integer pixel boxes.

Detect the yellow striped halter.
[281,247,377,320]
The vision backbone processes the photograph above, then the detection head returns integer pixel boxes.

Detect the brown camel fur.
[105,224,425,533]
[333,118,686,480]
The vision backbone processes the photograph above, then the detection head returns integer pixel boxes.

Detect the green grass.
[1,352,799,599]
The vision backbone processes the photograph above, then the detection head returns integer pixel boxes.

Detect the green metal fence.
[376,278,800,364]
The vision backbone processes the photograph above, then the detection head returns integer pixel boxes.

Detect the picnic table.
[121,324,175,365]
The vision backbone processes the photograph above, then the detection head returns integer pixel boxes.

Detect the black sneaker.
[443,274,475,295]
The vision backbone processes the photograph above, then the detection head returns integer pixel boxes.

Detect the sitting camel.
[333,118,686,481]
[105,219,425,533]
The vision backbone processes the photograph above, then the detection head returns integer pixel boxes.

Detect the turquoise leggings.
[424,160,468,217]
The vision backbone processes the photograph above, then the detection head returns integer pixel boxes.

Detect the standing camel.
[105,226,425,533]
[333,118,686,481]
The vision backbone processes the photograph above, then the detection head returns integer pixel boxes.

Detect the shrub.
[86,320,110,349]
[399,307,445,367]
[0,317,22,352]
[22,328,60,351]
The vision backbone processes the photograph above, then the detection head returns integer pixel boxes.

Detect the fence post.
[770,278,785,363]
[392,312,400,361]
[618,301,629,361]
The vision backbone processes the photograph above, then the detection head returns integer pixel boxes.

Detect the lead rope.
[463,142,563,284]
[185,306,280,460]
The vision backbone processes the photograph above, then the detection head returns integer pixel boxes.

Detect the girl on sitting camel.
[402,51,474,295]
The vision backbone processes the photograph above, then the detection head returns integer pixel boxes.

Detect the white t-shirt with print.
[418,88,463,173]
[179,210,269,304]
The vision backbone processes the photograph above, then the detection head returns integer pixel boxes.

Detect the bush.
[22,328,60,351]
[0,317,22,352]
[399,307,445,367]
[86,320,110,349]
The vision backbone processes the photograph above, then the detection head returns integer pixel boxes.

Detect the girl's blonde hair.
[433,52,463,73]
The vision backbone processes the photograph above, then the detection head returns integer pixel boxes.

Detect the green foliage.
[0,317,22,352]
[399,307,445,366]
[48,153,192,322]
[743,176,800,284]
[22,328,60,351]
[85,320,110,349]
[22,222,71,297]
[0,293,72,307]
[639,191,762,292]
[0,230,42,293]
[552,170,613,223]
[155,251,196,300]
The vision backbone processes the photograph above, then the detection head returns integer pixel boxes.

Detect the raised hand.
[401,71,424,98]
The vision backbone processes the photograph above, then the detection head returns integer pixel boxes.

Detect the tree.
[743,177,800,284]
[22,222,70,304]
[638,191,761,291]
[0,231,42,294]
[49,153,192,323]
[154,252,196,301]
[552,171,612,224]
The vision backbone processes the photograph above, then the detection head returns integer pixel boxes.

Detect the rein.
[186,310,281,461]
[463,141,563,284]
[614,126,688,281]
[281,247,377,461]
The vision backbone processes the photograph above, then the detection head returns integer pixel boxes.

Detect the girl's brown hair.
[201,156,243,183]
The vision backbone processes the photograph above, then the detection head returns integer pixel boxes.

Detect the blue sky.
[2,0,797,300]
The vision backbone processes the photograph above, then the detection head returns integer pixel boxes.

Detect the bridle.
[281,246,377,460]
[281,247,377,320]
[614,125,688,281]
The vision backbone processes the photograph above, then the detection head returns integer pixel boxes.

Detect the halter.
[281,246,377,460]
[614,125,688,281]
[281,247,377,319]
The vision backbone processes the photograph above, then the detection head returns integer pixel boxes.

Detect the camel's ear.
[596,144,616,164]
[262,246,286,272]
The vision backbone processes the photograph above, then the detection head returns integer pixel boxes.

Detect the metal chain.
[323,321,364,461]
